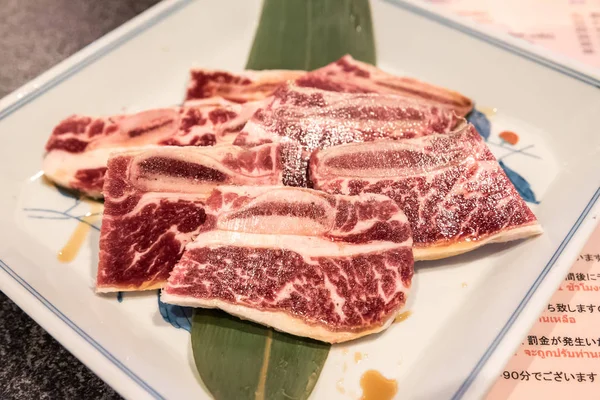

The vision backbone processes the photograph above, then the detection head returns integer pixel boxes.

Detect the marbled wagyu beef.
[234,83,461,153]
[296,55,473,117]
[162,185,413,343]
[96,144,283,293]
[43,98,251,197]
[185,56,472,119]
[185,68,305,103]
[44,55,472,198]
[310,122,543,260]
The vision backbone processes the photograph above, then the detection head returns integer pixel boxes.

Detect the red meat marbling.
[43,99,254,198]
[162,185,414,343]
[96,144,284,292]
[310,122,543,260]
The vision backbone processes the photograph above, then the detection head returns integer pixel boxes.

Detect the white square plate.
[1,1,599,399]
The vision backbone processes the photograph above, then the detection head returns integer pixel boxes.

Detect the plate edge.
[0,259,164,400]
[453,187,600,399]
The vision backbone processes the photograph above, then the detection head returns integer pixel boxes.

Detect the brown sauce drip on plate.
[360,370,398,400]
[394,310,412,324]
[57,201,102,263]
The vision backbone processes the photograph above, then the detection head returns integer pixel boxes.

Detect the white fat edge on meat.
[213,184,279,196]
[174,230,410,273]
[216,187,337,235]
[236,117,278,146]
[413,223,543,261]
[105,185,209,207]
[185,69,304,105]
[122,144,281,193]
[242,69,306,80]
[42,146,119,190]
[220,185,335,206]
[299,56,473,115]
[159,293,398,343]
[182,97,238,108]
[218,214,332,237]
[112,142,271,161]
[186,68,306,83]
[163,236,409,343]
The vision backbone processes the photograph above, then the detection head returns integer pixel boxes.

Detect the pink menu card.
[486,223,600,398]
[423,1,600,397]
[425,0,600,69]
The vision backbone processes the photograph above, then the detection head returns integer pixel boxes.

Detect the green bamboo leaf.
[246,0,376,70]
[192,309,329,400]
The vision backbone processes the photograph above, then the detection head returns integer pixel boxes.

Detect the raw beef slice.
[185,55,473,117]
[233,83,461,152]
[43,98,251,197]
[162,185,414,343]
[185,68,305,103]
[296,54,473,117]
[310,122,543,260]
[96,144,284,292]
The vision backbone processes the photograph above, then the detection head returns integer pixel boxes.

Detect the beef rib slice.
[43,98,252,197]
[162,185,413,343]
[96,143,284,292]
[310,122,543,260]
[185,68,305,103]
[296,54,473,117]
[233,82,461,152]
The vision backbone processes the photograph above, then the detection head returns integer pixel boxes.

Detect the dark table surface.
[0,1,160,398]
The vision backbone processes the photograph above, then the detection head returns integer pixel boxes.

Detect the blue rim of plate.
[0,0,599,399]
